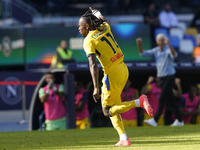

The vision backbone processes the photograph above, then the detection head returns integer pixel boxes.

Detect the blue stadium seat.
[154,28,169,39]
[169,35,180,48]
[183,35,197,46]
[169,28,184,40]
[180,39,194,54]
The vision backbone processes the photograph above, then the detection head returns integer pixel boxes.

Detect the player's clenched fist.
[175,78,181,85]
[164,37,169,45]
[136,38,143,44]
[147,76,154,84]
[93,87,100,103]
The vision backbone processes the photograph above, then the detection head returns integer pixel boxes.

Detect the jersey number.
[101,33,118,54]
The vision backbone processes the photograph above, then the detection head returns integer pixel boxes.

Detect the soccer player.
[78,7,153,146]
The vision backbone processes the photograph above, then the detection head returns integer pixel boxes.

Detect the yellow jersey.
[83,23,124,75]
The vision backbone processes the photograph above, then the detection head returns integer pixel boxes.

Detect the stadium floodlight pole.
[64,70,76,129]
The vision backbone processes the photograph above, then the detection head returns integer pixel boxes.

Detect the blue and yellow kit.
[83,23,129,107]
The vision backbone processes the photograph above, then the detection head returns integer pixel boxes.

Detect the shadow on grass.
[131,139,200,145]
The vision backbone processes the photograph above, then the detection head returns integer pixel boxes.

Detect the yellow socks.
[108,99,140,139]
[109,99,140,117]
[110,114,125,135]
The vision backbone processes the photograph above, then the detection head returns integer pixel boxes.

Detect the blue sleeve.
[141,49,155,57]
[80,92,88,104]
[179,97,185,109]
[169,49,178,59]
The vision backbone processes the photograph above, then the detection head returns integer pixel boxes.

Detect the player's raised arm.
[89,7,106,23]
[88,55,100,102]
[164,37,176,56]
[136,38,144,54]
[140,76,154,95]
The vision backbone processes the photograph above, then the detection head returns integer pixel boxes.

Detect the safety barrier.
[0,81,38,124]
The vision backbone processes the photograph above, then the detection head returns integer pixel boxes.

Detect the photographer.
[39,72,66,130]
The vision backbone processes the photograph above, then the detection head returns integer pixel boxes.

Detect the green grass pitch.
[1,125,200,150]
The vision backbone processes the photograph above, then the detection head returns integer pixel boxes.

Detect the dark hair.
[45,72,54,76]
[81,8,106,31]
[188,83,198,91]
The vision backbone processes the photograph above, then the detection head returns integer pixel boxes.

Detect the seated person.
[193,36,200,63]
[51,40,74,68]
[141,76,182,126]
[141,76,164,126]
[143,3,159,26]
[179,84,200,124]
[190,10,200,28]
[143,3,159,46]
[159,4,178,29]
[39,72,66,130]
[75,81,90,129]
[120,79,138,127]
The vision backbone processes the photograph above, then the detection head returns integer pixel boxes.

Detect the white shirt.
[159,10,178,28]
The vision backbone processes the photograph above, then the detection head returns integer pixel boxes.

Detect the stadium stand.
[177,22,187,32]
[185,27,198,37]
[183,35,197,46]
[169,28,184,40]
[154,28,169,38]
[180,39,194,54]
[2,0,200,132]
[169,35,180,49]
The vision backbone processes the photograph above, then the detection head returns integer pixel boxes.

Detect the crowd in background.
[46,0,200,68]
[143,3,200,63]
[38,72,200,131]
[22,0,200,16]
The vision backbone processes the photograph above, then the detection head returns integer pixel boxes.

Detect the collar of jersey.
[89,29,95,32]
[86,29,95,38]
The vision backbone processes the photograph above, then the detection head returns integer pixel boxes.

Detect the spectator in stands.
[143,3,159,46]
[179,84,200,124]
[191,10,200,28]
[50,40,74,68]
[193,36,200,63]
[39,72,66,130]
[136,33,184,127]
[75,81,90,129]
[159,4,178,29]
[141,76,182,126]
[119,0,131,14]
[143,3,159,29]
[121,79,138,127]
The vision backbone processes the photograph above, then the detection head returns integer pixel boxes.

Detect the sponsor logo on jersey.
[110,52,124,62]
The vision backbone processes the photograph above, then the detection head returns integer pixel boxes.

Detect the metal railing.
[12,0,40,16]
[1,0,40,23]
